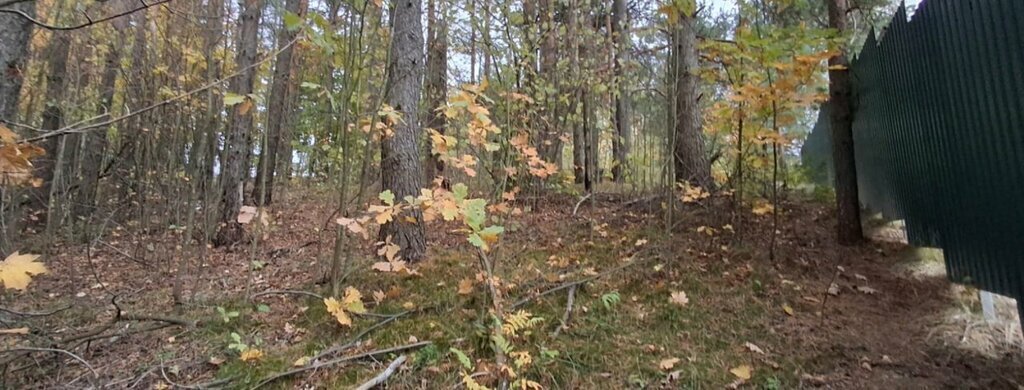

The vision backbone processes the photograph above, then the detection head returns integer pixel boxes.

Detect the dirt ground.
[3,188,1022,389]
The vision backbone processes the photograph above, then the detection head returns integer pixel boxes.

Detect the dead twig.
[253,341,433,389]
[0,347,98,383]
[511,249,657,310]
[551,285,577,337]
[311,310,413,362]
[250,289,324,301]
[0,305,70,317]
[572,193,593,217]
[354,354,407,390]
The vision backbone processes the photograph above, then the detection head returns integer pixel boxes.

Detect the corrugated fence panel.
[802,0,1024,302]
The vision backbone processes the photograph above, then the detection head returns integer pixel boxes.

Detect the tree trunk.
[379,0,427,261]
[215,0,262,246]
[35,33,72,212]
[254,0,307,205]
[75,26,125,219]
[826,0,863,245]
[611,0,631,183]
[424,0,448,185]
[672,15,711,188]
[0,1,34,123]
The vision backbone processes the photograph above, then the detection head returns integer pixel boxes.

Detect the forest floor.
[5,185,1024,389]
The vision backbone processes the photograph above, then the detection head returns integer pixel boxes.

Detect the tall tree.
[0,1,34,123]
[611,0,631,183]
[379,0,427,261]
[826,0,862,244]
[254,0,308,205]
[671,12,711,187]
[215,0,262,246]
[424,0,449,185]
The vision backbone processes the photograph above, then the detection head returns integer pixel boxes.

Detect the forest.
[0,0,1021,388]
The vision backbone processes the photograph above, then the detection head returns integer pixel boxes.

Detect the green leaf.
[462,199,487,231]
[256,304,271,313]
[452,183,469,202]
[450,347,473,370]
[223,93,245,106]
[283,12,302,31]
[467,233,486,250]
[379,190,395,206]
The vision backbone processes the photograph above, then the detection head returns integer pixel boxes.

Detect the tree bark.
[0,0,34,123]
[672,15,711,188]
[254,0,307,205]
[423,0,448,185]
[379,0,427,261]
[826,0,863,245]
[215,0,262,246]
[611,0,631,183]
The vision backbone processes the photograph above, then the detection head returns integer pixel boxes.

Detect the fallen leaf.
[0,252,47,290]
[634,239,648,247]
[743,342,765,355]
[239,348,263,362]
[293,356,310,367]
[659,357,681,371]
[236,206,258,224]
[457,279,474,295]
[208,357,225,366]
[856,285,879,295]
[669,291,689,307]
[827,283,841,296]
[729,364,753,380]
[854,273,867,281]
[782,304,795,316]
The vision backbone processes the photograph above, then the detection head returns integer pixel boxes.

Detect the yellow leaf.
[293,356,310,367]
[782,304,795,316]
[342,287,366,314]
[730,364,752,380]
[659,357,681,370]
[0,252,47,290]
[324,297,353,326]
[0,124,17,144]
[457,278,474,295]
[239,348,264,362]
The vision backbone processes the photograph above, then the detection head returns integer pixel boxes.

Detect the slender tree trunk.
[611,0,631,183]
[424,0,448,184]
[672,15,711,188]
[35,33,72,213]
[254,0,307,205]
[215,0,262,246]
[826,0,863,245]
[0,1,34,123]
[75,26,125,219]
[379,0,427,261]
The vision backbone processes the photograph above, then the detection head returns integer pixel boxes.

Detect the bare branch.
[0,0,174,31]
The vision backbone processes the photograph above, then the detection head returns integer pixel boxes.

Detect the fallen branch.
[354,354,407,390]
[0,305,70,317]
[253,341,432,389]
[511,248,658,310]
[311,310,413,362]
[0,347,98,382]
[250,289,324,301]
[551,285,577,337]
[572,193,593,217]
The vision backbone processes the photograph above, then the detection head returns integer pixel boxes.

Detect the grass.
[198,216,805,389]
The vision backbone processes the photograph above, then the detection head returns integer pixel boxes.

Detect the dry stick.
[0,305,70,317]
[0,347,98,381]
[253,341,432,389]
[311,310,413,362]
[21,35,300,144]
[571,193,592,217]
[510,249,657,310]
[250,289,325,301]
[551,285,577,337]
[354,354,407,390]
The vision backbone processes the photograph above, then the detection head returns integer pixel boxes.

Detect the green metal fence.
[804,0,1024,303]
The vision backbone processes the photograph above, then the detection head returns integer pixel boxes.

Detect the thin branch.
[0,347,98,380]
[354,354,407,390]
[551,285,577,337]
[250,289,324,301]
[20,35,301,144]
[0,0,175,31]
[253,341,432,389]
[0,305,70,317]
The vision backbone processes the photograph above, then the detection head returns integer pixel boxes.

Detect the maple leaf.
[659,357,681,371]
[239,348,263,362]
[457,278,474,295]
[669,291,689,307]
[730,364,752,380]
[0,252,47,290]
